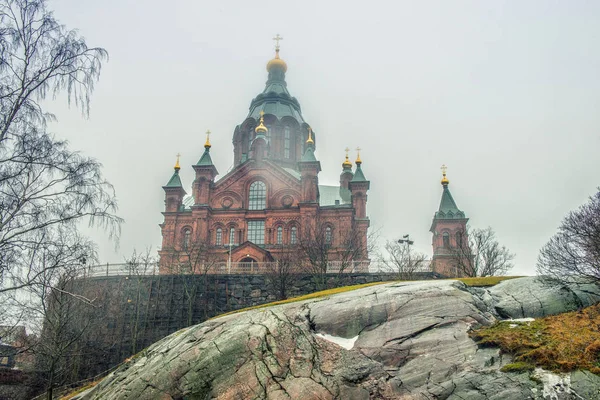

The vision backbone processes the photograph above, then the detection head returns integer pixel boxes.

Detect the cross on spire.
[175,153,181,170]
[441,164,447,175]
[345,147,350,156]
[204,130,212,149]
[273,34,283,51]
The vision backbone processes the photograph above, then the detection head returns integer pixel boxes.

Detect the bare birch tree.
[537,189,600,284]
[450,226,515,277]
[379,240,428,280]
[0,0,120,303]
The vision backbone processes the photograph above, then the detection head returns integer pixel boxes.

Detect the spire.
[342,147,352,170]
[174,153,181,170]
[441,164,449,186]
[300,125,318,162]
[204,129,211,149]
[196,130,215,166]
[255,111,268,134]
[434,165,466,219]
[351,147,368,182]
[164,154,183,188]
[306,126,314,145]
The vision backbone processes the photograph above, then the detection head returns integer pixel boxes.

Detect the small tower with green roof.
[192,130,219,206]
[163,154,186,213]
[430,165,469,277]
[298,126,321,203]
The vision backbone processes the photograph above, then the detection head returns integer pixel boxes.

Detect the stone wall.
[68,272,440,381]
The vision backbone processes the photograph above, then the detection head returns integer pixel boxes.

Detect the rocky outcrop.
[78,277,600,399]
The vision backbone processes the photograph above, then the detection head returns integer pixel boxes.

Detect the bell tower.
[430,165,469,277]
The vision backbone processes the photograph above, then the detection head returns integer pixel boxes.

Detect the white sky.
[43,0,600,276]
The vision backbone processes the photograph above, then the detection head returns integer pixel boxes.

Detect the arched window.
[325,226,332,245]
[216,228,222,246]
[290,226,297,245]
[248,181,266,210]
[443,232,450,248]
[182,228,191,251]
[229,227,235,245]
[284,126,290,159]
[456,231,463,247]
[276,226,283,245]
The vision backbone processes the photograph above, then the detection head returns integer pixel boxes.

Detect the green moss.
[473,304,600,374]
[501,362,535,373]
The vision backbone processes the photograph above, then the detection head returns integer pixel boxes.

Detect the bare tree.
[264,245,301,300]
[298,219,372,290]
[13,231,98,400]
[450,226,515,277]
[161,240,223,322]
[379,240,428,280]
[0,0,120,301]
[537,189,600,284]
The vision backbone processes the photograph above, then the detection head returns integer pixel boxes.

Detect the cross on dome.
[273,34,283,51]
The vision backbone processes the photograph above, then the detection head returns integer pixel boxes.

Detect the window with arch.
[290,226,298,245]
[229,227,236,245]
[284,126,290,159]
[443,232,450,248]
[456,231,463,247]
[325,226,333,245]
[182,228,191,251]
[216,228,222,246]
[277,226,283,245]
[248,181,266,210]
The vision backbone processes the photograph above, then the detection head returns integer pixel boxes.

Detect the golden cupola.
[267,34,287,73]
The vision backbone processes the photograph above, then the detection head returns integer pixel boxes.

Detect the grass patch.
[456,276,522,287]
[500,361,535,373]
[472,304,600,374]
[211,281,392,320]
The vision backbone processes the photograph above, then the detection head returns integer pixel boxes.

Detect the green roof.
[247,66,304,122]
[434,185,466,220]
[351,164,368,182]
[196,148,214,166]
[164,169,182,188]
[301,145,317,162]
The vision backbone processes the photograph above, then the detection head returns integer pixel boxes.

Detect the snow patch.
[315,333,358,350]
[532,368,575,400]
[505,317,535,328]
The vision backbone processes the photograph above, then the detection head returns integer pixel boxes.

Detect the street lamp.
[397,234,415,275]
[397,234,414,246]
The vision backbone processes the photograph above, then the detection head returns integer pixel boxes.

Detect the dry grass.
[472,304,600,374]
[60,380,100,400]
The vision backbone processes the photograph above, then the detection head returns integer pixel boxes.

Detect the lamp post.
[397,234,414,274]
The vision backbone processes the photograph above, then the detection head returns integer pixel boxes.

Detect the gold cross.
[273,34,283,51]
[356,146,361,153]
[345,147,350,156]
[176,152,181,161]
[259,110,265,117]
[206,130,211,139]
[441,164,447,175]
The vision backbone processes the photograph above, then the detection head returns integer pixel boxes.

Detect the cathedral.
[158,38,370,273]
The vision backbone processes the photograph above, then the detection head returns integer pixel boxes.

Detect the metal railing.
[80,260,434,278]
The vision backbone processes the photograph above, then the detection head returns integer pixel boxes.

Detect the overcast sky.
[44,0,600,276]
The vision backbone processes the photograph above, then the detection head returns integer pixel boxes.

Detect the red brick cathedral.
[158,41,370,273]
